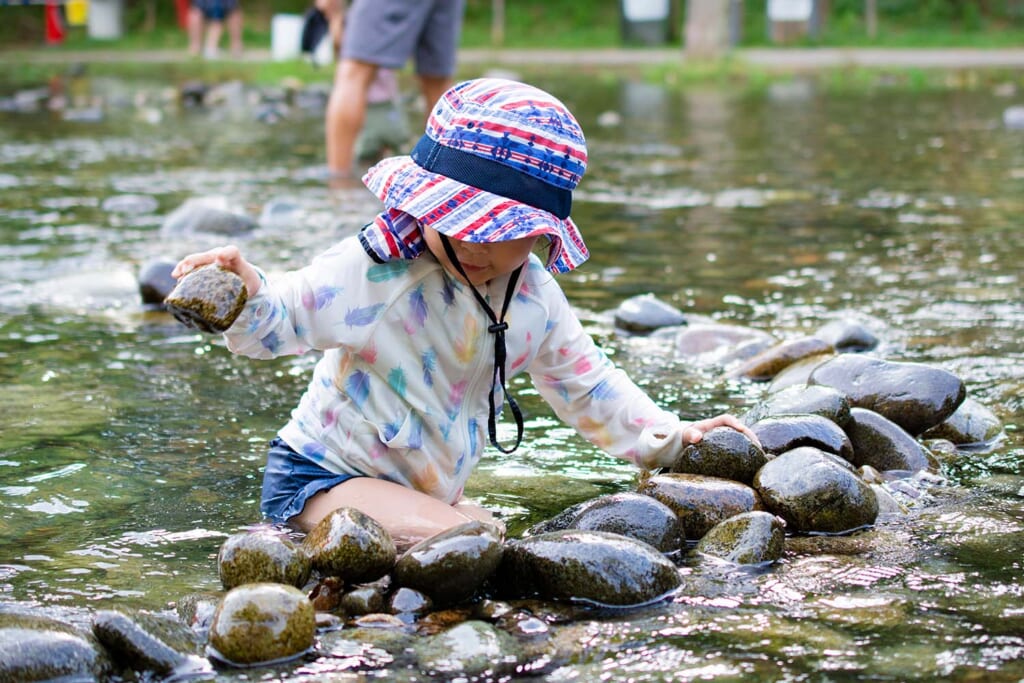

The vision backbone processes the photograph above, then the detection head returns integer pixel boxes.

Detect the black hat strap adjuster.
[440,234,525,453]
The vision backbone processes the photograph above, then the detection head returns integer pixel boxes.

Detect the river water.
[0,70,1022,681]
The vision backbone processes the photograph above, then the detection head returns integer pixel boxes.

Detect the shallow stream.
[1,69,1022,680]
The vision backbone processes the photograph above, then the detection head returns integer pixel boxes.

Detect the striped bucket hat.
[362,77,589,274]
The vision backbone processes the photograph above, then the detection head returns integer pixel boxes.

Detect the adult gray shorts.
[341,0,465,77]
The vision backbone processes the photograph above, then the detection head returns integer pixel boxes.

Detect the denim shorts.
[261,437,358,523]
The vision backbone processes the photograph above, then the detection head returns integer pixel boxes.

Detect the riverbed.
[1,67,1022,680]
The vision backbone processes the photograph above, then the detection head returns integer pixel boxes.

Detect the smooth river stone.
[695,510,786,565]
[749,414,855,461]
[844,407,938,473]
[807,355,965,436]
[393,520,503,606]
[164,264,247,334]
[497,530,682,607]
[754,446,878,535]
[302,507,397,584]
[637,472,764,540]
[207,583,315,666]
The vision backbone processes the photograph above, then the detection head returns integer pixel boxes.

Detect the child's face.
[423,224,539,286]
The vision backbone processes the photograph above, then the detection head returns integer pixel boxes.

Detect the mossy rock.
[207,583,315,666]
[218,530,311,590]
[164,264,247,334]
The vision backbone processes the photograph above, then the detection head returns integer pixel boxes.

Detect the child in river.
[171,78,757,548]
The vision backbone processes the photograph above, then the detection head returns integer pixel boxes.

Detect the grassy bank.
[2,0,1024,52]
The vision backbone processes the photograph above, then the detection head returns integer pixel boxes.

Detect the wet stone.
[814,318,879,352]
[164,264,248,334]
[742,384,852,428]
[766,352,836,392]
[749,414,855,461]
[675,322,776,362]
[0,612,110,682]
[808,355,966,436]
[414,621,520,679]
[207,583,315,667]
[729,336,835,381]
[845,407,938,473]
[526,492,684,554]
[175,593,220,637]
[307,576,345,613]
[91,608,207,678]
[754,446,879,535]
[497,530,682,607]
[670,426,768,485]
[920,397,1004,446]
[160,196,257,237]
[340,582,388,616]
[302,507,397,584]
[389,587,433,617]
[695,511,787,565]
[612,293,686,332]
[638,472,765,540]
[393,520,503,606]
[138,258,178,305]
[217,529,311,590]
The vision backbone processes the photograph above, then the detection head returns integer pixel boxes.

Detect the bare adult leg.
[292,477,492,551]
[203,21,224,58]
[186,6,203,57]
[325,59,378,178]
[227,7,243,57]
[417,73,452,120]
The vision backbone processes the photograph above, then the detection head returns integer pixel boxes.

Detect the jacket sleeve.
[527,282,687,471]
[222,239,385,359]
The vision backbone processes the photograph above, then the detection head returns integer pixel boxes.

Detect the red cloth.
[44,0,65,44]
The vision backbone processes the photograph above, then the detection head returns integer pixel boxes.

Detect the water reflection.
[0,70,1022,679]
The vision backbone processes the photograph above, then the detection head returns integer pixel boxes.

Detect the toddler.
[172,78,757,548]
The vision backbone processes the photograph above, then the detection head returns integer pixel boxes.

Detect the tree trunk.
[684,0,732,59]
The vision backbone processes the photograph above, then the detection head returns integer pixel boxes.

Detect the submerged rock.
[814,318,879,352]
[675,322,776,365]
[497,530,682,607]
[670,426,768,485]
[612,293,686,332]
[164,264,248,334]
[729,337,834,381]
[0,612,110,682]
[637,472,765,540]
[302,507,397,584]
[207,583,315,666]
[920,397,1004,446]
[414,621,520,678]
[160,196,256,237]
[695,511,786,565]
[808,355,965,435]
[137,258,178,306]
[754,447,878,535]
[91,608,207,678]
[393,521,503,606]
[217,529,311,590]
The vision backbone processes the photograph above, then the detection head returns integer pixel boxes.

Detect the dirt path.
[6,46,1024,69]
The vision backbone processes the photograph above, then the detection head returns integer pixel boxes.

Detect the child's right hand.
[172,245,262,296]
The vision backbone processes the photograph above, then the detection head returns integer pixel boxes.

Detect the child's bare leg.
[292,478,484,551]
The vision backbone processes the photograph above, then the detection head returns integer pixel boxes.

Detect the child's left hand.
[682,414,761,448]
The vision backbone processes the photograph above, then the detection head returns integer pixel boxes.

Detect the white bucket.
[271,14,304,61]
[622,0,669,22]
[87,0,123,40]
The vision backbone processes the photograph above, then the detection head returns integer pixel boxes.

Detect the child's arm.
[172,245,262,297]
[529,286,757,470]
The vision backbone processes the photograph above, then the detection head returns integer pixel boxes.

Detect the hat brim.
[363,155,588,274]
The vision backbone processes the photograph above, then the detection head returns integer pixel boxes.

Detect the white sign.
[768,0,813,22]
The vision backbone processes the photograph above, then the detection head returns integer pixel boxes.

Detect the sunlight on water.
[0,71,1022,680]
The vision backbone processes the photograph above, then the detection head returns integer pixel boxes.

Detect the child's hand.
[172,245,262,296]
[682,414,761,448]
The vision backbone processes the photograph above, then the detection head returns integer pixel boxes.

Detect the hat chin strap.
[439,234,524,454]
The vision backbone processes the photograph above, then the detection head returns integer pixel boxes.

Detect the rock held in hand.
[164,264,247,334]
